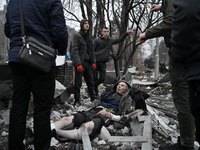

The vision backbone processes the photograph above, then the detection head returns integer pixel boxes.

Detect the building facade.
[0,5,8,63]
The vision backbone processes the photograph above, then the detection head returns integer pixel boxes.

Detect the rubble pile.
[0,71,199,150]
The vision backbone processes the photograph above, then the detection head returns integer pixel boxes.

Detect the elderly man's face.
[116,82,128,94]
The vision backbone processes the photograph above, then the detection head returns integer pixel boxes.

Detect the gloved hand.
[66,51,71,59]
[92,63,96,70]
[77,65,83,72]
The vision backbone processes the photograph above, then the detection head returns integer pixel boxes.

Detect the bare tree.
[62,0,163,80]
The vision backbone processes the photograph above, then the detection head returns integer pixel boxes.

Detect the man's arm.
[97,110,122,121]
[72,34,82,67]
[93,38,99,52]
[112,29,133,45]
[4,13,11,38]
[138,0,174,42]
[49,0,68,55]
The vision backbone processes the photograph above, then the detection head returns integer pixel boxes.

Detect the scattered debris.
[0,68,199,150]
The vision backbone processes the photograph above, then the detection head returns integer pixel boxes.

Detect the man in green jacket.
[138,1,195,150]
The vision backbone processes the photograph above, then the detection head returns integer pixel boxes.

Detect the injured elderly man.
[51,80,135,141]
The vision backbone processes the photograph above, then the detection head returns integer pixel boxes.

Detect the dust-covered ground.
[0,71,199,150]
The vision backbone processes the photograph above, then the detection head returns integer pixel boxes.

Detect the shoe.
[24,127,34,138]
[51,129,57,138]
[159,143,194,150]
[69,140,80,150]
[73,100,81,106]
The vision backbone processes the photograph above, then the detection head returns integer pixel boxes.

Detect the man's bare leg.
[55,121,94,140]
[53,116,74,129]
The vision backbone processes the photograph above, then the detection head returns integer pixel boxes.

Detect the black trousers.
[74,61,95,100]
[93,61,106,95]
[188,80,200,144]
[8,63,55,150]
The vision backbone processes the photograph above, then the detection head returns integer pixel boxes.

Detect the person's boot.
[94,86,99,98]
[159,143,194,150]
[74,99,81,106]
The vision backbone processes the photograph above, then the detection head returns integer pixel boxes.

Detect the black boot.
[159,143,194,150]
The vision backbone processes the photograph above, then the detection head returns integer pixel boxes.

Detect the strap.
[19,0,25,43]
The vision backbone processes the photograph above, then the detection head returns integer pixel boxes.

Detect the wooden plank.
[142,115,152,150]
[80,124,92,150]
[147,105,177,133]
[108,136,148,142]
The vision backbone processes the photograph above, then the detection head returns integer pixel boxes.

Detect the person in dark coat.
[72,19,96,105]
[138,0,195,150]
[170,0,200,148]
[4,0,68,149]
[93,27,133,97]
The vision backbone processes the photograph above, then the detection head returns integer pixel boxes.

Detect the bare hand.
[150,4,161,12]
[96,106,104,109]
[97,110,111,119]
[138,32,147,43]
[127,29,133,34]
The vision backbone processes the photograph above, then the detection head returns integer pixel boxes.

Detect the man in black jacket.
[93,27,133,97]
[72,19,96,105]
[170,0,200,148]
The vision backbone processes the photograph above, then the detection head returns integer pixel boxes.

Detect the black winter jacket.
[4,0,68,63]
[72,19,96,67]
[170,0,200,81]
[94,33,129,62]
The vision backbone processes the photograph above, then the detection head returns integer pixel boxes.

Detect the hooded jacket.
[72,19,96,67]
[94,33,129,62]
[100,80,132,115]
[145,0,174,47]
[4,0,68,63]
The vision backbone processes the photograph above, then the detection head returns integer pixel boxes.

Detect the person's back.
[5,0,68,62]
[5,0,68,149]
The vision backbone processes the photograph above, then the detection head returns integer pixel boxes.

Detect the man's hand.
[138,32,147,43]
[77,65,83,72]
[92,63,96,70]
[97,110,111,119]
[150,4,161,12]
[127,29,133,34]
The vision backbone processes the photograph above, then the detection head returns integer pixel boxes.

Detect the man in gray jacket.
[138,1,195,150]
[93,27,133,97]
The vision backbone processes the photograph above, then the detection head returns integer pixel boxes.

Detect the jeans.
[8,62,55,150]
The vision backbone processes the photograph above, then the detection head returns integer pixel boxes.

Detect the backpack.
[69,32,83,60]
